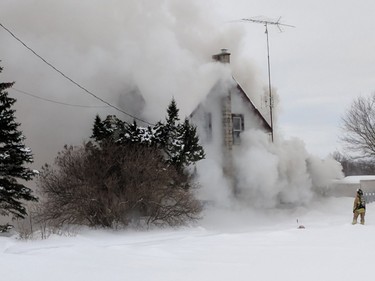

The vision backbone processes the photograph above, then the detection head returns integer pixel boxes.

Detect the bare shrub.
[36,141,201,228]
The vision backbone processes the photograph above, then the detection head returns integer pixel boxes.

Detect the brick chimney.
[213,48,233,151]
[212,48,231,64]
[212,49,235,192]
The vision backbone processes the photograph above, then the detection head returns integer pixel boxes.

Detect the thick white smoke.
[197,127,344,220]
[195,77,344,212]
[1,1,344,215]
[0,0,257,168]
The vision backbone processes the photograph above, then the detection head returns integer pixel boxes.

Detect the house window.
[204,112,212,141]
[232,114,244,145]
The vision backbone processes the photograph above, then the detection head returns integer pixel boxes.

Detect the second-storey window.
[232,114,244,144]
[204,112,212,141]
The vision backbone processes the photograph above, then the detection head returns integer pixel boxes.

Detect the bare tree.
[341,94,375,158]
[36,141,201,228]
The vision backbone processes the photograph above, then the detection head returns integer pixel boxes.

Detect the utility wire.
[0,22,154,126]
[11,88,110,108]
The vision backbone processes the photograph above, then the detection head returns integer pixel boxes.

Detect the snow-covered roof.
[334,175,375,184]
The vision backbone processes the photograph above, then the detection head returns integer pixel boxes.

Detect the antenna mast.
[240,17,295,142]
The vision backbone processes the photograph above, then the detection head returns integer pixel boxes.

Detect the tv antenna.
[239,17,295,142]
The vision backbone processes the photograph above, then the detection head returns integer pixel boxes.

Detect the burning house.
[190,49,272,192]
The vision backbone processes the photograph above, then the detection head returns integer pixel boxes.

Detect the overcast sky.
[228,0,375,158]
[1,0,375,168]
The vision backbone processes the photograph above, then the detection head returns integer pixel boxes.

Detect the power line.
[0,22,154,126]
[11,88,110,108]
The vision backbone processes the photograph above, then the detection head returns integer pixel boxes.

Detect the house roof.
[190,76,272,133]
[333,175,375,184]
[232,77,272,132]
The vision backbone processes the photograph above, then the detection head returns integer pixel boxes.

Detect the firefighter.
[352,188,366,225]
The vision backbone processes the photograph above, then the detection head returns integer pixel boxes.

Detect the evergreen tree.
[123,121,155,145]
[152,120,166,146]
[153,98,179,147]
[91,115,125,143]
[157,99,205,171]
[0,66,38,227]
[91,115,108,142]
[166,98,180,125]
[124,120,140,143]
[90,98,205,172]
[178,118,205,168]
[155,98,182,165]
[92,116,155,146]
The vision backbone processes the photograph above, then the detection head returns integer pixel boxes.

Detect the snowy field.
[1,196,374,281]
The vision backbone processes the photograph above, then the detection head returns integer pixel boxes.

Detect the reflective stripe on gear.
[355,208,365,214]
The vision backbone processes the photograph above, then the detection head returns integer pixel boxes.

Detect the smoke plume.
[0,0,343,214]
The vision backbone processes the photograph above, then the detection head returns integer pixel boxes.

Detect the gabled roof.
[190,76,272,133]
[232,77,272,132]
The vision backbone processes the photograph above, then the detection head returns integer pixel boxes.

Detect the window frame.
[232,113,244,145]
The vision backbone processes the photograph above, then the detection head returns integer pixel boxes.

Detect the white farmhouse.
[190,49,272,193]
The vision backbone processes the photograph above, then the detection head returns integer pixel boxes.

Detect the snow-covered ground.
[1,197,373,281]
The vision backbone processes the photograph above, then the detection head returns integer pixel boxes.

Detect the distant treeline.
[333,152,375,176]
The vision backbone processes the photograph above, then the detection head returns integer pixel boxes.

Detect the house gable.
[190,49,272,153]
[190,76,272,142]
[232,77,272,133]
